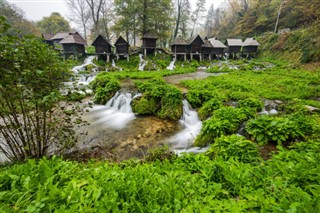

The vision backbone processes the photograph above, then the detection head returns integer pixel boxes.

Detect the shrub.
[198,98,223,120]
[245,113,319,146]
[132,97,157,115]
[195,107,250,147]
[206,135,261,163]
[186,89,221,108]
[238,98,264,112]
[145,146,177,162]
[90,73,120,104]
[133,78,183,120]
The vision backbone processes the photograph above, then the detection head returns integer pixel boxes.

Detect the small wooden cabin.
[201,37,214,60]
[141,33,158,56]
[171,36,187,61]
[59,32,86,56]
[51,32,69,50]
[208,37,226,58]
[242,38,260,53]
[186,35,204,61]
[115,36,130,61]
[225,39,243,58]
[42,33,54,46]
[92,35,113,62]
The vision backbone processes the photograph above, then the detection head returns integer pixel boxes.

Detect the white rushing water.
[88,92,139,130]
[138,54,147,71]
[166,59,176,70]
[72,56,97,73]
[169,100,208,155]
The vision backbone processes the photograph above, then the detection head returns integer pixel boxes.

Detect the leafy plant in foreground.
[206,134,262,163]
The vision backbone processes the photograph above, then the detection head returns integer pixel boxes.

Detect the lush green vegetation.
[1,140,319,212]
[133,78,183,120]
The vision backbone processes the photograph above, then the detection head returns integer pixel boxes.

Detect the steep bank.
[258,26,320,64]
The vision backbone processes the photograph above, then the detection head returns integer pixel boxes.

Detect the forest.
[0,0,320,211]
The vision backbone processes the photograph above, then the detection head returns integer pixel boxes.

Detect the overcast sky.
[8,0,226,22]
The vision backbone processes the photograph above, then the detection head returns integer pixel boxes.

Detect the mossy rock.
[132,97,158,115]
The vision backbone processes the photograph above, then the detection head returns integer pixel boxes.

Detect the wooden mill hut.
[114,36,130,61]
[201,37,214,60]
[141,33,158,57]
[186,35,204,61]
[208,37,227,58]
[242,38,260,55]
[50,32,69,50]
[225,39,243,58]
[171,36,187,61]
[59,32,86,56]
[42,33,54,46]
[92,35,113,62]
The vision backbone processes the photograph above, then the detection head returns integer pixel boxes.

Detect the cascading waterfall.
[89,92,140,129]
[169,100,208,155]
[72,56,97,73]
[166,58,176,70]
[138,54,147,71]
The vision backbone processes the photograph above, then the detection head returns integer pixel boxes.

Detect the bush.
[195,107,250,147]
[132,97,157,115]
[198,98,223,120]
[206,135,261,163]
[90,73,120,104]
[238,98,263,112]
[145,146,177,162]
[186,89,221,108]
[245,113,319,146]
[133,78,183,120]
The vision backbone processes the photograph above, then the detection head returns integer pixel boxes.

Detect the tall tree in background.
[37,12,71,34]
[114,0,172,46]
[66,0,90,40]
[204,4,214,37]
[173,0,189,39]
[85,0,105,36]
[114,0,139,45]
[99,0,115,40]
[190,0,206,37]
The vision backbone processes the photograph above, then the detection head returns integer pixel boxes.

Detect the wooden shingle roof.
[208,37,227,48]
[92,35,113,47]
[243,38,260,46]
[59,32,86,45]
[225,39,243,46]
[42,33,54,40]
[171,36,187,46]
[202,38,213,48]
[186,35,204,45]
[115,36,130,46]
[51,32,69,40]
[142,33,158,39]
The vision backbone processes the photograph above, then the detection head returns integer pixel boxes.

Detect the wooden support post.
[107,54,110,63]
[209,54,212,61]
[127,54,129,62]
[154,49,157,56]
[200,54,202,62]
[184,54,186,61]
[144,48,147,57]
[191,53,193,60]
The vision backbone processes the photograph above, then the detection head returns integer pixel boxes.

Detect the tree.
[0,17,81,162]
[204,4,214,37]
[190,0,206,37]
[85,0,105,36]
[37,12,71,34]
[0,0,40,35]
[173,0,190,39]
[66,0,90,40]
